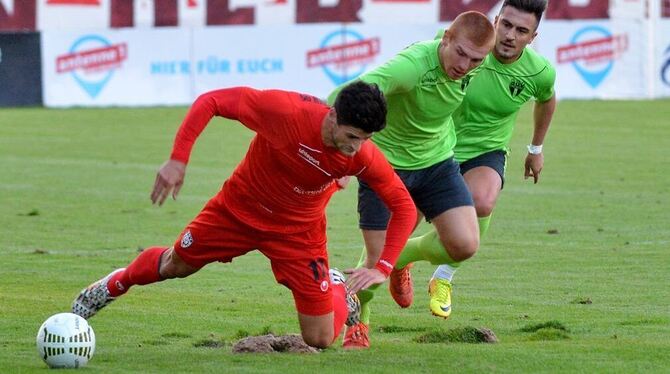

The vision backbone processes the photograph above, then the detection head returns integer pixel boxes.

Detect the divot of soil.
[232,334,319,354]
[414,326,498,344]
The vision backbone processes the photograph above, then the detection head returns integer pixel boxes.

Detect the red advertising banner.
[1,0,669,31]
[46,0,100,4]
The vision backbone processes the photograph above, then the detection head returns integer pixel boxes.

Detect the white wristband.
[527,144,543,155]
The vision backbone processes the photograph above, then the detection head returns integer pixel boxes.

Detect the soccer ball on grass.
[36,312,95,368]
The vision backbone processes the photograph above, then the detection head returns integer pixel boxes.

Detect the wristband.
[375,260,393,277]
[527,144,543,155]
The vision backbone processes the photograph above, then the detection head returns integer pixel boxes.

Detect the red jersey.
[170,87,415,275]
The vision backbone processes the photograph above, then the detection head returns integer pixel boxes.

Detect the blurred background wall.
[1,0,669,107]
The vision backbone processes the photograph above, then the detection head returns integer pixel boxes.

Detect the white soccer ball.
[36,313,96,369]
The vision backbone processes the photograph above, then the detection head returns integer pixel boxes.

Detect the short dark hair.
[501,0,547,26]
[333,81,387,133]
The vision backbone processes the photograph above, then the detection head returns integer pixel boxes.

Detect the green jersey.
[453,46,556,163]
[328,39,474,170]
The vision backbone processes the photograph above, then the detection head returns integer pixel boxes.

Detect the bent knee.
[474,201,495,217]
[472,194,496,217]
[301,332,333,349]
[442,236,479,262]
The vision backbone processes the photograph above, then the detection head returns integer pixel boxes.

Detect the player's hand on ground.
[344,267,386,294]
[151,159,186,206]
[524,153,544,184]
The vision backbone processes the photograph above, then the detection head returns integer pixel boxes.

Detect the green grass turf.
[1,100,669,372]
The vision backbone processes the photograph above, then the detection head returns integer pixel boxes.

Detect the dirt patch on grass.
[193,336,226,349]
[415,326,498,344]
[18,209,40,217]
[232,334,319,354]
[377,325,429,333]
[142,339,170,346]
[520,320,571,341]
[528,328,570,341]
[519,320,569,333]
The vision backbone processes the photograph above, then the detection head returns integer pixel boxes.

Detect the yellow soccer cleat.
[428,277,452,319]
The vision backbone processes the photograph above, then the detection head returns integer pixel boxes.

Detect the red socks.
[330,282,349,341]
[106,247,166,297]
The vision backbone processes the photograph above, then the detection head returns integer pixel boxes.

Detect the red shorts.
[173,194,333,316]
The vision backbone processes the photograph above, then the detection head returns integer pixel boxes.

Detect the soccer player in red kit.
[71,81,416,348]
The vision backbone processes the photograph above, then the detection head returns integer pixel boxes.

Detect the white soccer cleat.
[72,268,125,319]
[329,268,361,327]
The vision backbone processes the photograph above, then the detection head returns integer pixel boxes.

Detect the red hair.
[446,11,495,48]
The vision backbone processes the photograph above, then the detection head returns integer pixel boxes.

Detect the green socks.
[478,215,491,238]
[394,230,461,270]
[353,245,378,325]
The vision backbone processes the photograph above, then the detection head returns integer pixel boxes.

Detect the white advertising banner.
[191,24,438,99]
[41,24,439,107]
[534,20,647,99]
[40,19,668,107]
[42,28,192,107]
[656,19,670,97]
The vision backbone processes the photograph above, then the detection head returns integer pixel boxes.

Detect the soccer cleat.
[342,322,370,349]
[428,277,453,319]
[389,263,414,308]
[72,268,125,319]
[329,268,361,327]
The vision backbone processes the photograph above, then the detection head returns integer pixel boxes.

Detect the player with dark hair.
[328,11,496,348]
[71,81,416,349]
[393,0,557,320]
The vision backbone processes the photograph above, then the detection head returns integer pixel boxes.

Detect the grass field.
[1,99,669,372]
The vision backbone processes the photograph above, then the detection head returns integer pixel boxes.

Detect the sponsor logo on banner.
[662,45,670,87]
[556,26,628,88]
[307,29,380,86]
[56,35,128,98]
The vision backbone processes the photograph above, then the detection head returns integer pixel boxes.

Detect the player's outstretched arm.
[151,159,186,206]
[153,87,252,206]
[525,94,557,184]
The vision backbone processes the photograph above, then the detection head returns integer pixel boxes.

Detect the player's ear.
[328,107,338,125]
[442,29,451,42]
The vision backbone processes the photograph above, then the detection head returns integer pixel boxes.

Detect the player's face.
[439,32,491,80]
[493,6,539,63]
[331,124,373,157]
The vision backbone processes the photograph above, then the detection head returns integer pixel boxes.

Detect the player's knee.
[442,235,479,262]
[472,193,496,217]
[301,331,333,349]
[474,200,495,217]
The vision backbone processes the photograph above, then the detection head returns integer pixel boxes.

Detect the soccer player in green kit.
[328,11,496,348]
[392,0,557,321]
